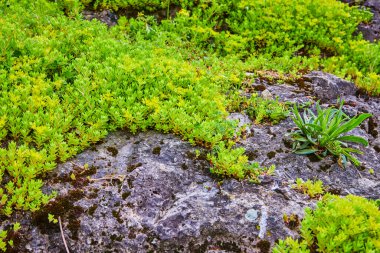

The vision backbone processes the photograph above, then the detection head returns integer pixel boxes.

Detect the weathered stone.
[227,113,252,136]
[341,0,380,42]
[83,10,118,27]
[304,71,358,103]
[261,89,274,100]
[365,0,380,11]
[15,132,310,252]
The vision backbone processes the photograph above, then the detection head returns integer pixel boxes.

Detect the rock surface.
[8,72,379,252]
[304,71,358,103]
[341,0,380,42]
[359,0,380,42]
[83,10,119,27]
[17,132,309,252]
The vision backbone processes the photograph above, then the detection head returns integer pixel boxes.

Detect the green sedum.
[292,178,324,198]
[207,142,275,182]
[274,194,380,252]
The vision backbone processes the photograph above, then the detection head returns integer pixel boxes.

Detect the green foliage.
[0,230,6,252]
[246,95,289,124]
[290,100,372,166]
[225,91,289,124]
[207,142,275,182]
[0,222,21,252]
[292,178,324,198]
[86,0,380,94]
[72,0,380,95]
[12,223,20,233]
[48,213,58,224]
[274,194,380,253]
[56,0,84,17]
[85,0,181,11]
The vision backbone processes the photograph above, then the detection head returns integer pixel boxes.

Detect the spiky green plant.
[290,100,371,166]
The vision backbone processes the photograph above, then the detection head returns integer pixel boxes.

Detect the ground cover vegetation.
[274,195,380,252]
[80,0,380,94]
[292,178,325,198]
[0,0,379,251]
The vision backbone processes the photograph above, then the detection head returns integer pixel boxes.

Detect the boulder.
[304,71,358,103]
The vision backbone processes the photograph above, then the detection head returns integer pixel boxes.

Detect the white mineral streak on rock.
[259,205,268,239]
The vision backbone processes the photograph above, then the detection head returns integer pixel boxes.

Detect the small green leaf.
[13,222,21,232]
[48,214,58,224]
[294,149,317,155]
[337,135,368,146]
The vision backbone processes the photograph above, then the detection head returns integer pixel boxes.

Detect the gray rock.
[304,71,358,103]
[365,0,380,11]
[341,0,380,42]
[261,89,274,100]
[15,132,309,252]
[227,113,252,136]
[83,10,118,27]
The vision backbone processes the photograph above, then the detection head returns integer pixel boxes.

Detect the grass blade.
[337,135,369,146]
[294,148,318,155]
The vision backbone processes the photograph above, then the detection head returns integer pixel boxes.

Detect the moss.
[112,209,124,224]
[50,164,97,188]
[110,234,124,242]
[128,229,136,239]
[88,189,99,199]
[31,189,85,238]
[127,163,142,172]
[256,240,271,253]
[152,146,161,155]
[283,214,300,230]
[214,241,241,252]
[127,178,134,189]
[66,213,82,240]
[266,151,276,159]
[245,150,258,161]
[106,146,119,157]
[88,204,98,216]
[122,191,131,200]
[368,117,378,138]
[81,165,98,177]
